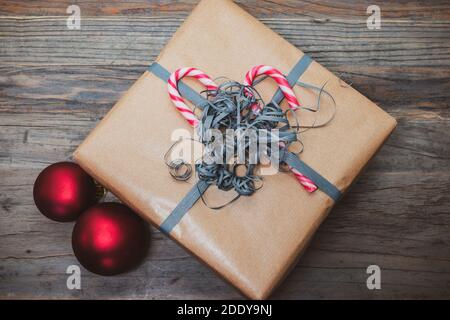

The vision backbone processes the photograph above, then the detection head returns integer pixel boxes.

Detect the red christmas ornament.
[72,202,149,276]
[33,162,97,222]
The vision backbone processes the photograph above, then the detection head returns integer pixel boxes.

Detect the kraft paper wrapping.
[74,0,397,299]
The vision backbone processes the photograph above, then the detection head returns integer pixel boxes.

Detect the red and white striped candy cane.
[168,67,218,127]
[244,65,301,111]
[290,167,317,192]
[245,65,317,193]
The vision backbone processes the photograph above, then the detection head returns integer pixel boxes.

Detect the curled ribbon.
[243,65,317,192]
[167,66,318,197]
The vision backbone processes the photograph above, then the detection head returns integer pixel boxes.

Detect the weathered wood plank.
[0,0,449,20]
[0,17,449,67]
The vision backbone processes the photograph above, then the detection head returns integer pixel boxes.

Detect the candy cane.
[168,66,316,193]
[244,65,300,111]
[245,65,316,193]
[168,67,218,127]
[290,167,317,192]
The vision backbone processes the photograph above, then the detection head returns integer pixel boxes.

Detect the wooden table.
[0,0,449,299]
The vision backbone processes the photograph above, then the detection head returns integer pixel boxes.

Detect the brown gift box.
[74,0,397,299]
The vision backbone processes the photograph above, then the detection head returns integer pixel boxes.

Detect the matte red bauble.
[33,162,97,222]
[72,202,149,276]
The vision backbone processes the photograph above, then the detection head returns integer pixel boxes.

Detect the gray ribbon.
[149,55,341,234]
[271,55,312,104]
[159,180,210,234]
[281,150,341,201]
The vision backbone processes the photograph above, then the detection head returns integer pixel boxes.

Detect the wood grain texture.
[0,0,449,299]
[0,0,449,19]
